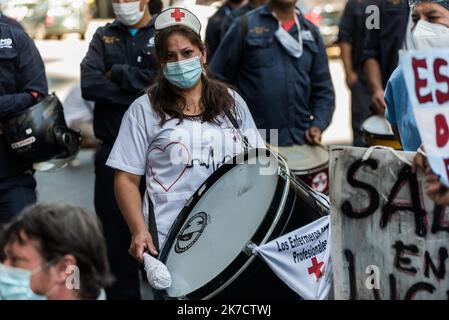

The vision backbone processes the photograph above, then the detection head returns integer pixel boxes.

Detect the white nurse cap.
[155,7,202,36]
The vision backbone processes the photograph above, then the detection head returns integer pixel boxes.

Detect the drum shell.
[361,115,402,150]
[362,132,402,150]
[199,177,326,300]
[159,150,328,300]
[293,163,329,194]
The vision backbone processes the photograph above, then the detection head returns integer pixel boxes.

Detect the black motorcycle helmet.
[2,93,81,171]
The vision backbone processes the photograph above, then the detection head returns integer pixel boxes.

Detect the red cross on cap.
[171,8,185,22]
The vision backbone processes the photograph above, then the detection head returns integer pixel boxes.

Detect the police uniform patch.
[250,26,270,35]
[102,35,121,44]
[0,38,13,49]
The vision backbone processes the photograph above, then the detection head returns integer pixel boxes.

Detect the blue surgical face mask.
[0,263,47,300]
[163,55,203,89]
[272,11,303,59]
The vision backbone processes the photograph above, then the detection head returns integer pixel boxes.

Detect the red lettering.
[435,114,449,148]
[413,58,433,104]
[434,58,449,105]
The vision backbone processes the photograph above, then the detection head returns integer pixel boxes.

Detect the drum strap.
[147,193,160,252]
[223,108,250,153]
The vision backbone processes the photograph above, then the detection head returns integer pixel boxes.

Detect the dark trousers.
[0,175,36,225]
[94,145,141,300]
[351,79,373,147]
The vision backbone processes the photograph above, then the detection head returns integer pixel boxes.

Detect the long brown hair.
[148,25,236,126]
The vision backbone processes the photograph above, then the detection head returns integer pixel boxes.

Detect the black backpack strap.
[240,13,249,49]
[223,108,249,152]
[147,193,160,252]
[241,13,248,38]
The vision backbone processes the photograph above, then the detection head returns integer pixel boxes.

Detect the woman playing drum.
[106,7,264,263]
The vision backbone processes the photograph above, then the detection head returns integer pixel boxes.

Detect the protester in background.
[362,0,410,116]
[107,8,264,263]
[0,204,112,300]
[211,0,335,147]
[385,0,449,151]
[0,23,48,225]
[338,0,372,147]
[205,0,247,62]
[80,0,158,300]
[149,0,163,15]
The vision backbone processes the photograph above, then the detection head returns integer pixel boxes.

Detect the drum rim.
[276,145,329,171]
[363,131,397,140]
[292,163,329,175]
[159,148,291,300]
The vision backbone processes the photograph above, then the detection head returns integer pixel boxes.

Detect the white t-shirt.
[106,90,264,247]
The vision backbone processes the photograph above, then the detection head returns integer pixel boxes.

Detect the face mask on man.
[112,1,145,26]
[412,19,449,49]
[0,264,47,300]
[163,55,203,89]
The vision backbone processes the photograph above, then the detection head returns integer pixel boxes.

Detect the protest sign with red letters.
[403,49,449,186]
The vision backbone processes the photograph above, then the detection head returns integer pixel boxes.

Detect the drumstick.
[267,144,288,160]
[316,142,329,152]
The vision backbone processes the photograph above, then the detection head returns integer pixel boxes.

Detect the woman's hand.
[346,71,358,89]
[305,127,322,145]
[129,229,158,263]
[371,89,387,116]
[412,145,429,174]
[425,173,449,206]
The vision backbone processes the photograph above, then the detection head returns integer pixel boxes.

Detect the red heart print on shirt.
[148,142,190,192]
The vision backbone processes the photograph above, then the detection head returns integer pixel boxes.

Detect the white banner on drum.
[253,216,332,300]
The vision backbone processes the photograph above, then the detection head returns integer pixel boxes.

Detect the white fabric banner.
[253,216,332,300]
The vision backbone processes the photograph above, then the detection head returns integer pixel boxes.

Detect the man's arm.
[205,15,221,63]
[0,31,48,119]
[364,58,386,114]
[338,0,358,89]
[362,4,386,115]
[309,33,336,134]
[80,30,136,106]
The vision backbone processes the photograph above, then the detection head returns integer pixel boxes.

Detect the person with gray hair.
[0,204,113,300]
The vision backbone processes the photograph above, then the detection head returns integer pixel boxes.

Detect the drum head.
[276,144,329,172]
[160,149,283,299]
[362,115,394,137]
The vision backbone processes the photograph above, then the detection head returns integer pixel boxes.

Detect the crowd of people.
[0,0,449,300]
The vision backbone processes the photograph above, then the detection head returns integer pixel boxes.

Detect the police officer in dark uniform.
[211,0,335,147]
[0,23,48,224]
[338,0,372,146]
[205,0,246,62]
[362,0,410,116]
[81,0,158,300]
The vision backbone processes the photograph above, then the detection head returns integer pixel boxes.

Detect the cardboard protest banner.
[253,216,332,300]
[402,49,449,186]
[330,146,449,300]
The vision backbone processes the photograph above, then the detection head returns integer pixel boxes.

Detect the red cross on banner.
[307,256,324,280]
[171,9,185,22]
